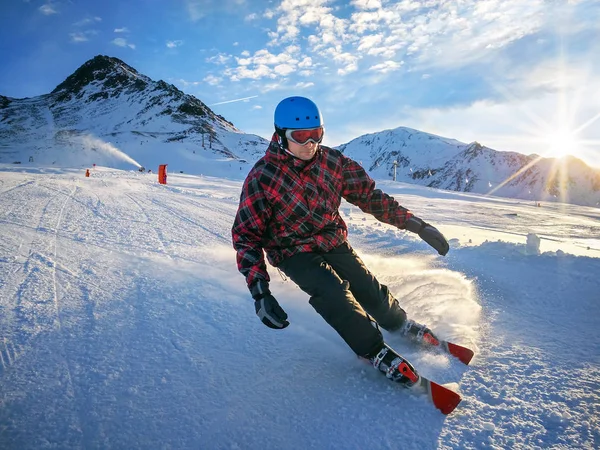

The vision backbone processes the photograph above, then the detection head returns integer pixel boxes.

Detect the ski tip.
[429,380,462,415]
[446,342,475,365]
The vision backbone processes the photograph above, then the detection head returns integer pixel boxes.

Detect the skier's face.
[287,139,318,160]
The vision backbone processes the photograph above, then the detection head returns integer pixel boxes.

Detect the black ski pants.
[277,242,407,357]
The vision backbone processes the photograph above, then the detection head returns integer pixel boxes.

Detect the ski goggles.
[285,126,324,145]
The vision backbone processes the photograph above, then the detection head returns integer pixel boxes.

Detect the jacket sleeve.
[340,155,412,228]
[232,173,272,289]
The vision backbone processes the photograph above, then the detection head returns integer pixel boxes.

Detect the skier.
[232,96,451,386]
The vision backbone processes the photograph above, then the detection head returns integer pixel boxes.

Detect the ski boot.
[400,319,475,365]
[370,344,420,388]
[400,319,441,347]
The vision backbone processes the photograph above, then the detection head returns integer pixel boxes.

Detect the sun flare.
[544,128,580,159]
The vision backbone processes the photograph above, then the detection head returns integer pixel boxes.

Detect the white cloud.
[357,34,383,52]
[254,0,553,79]
[175,78,200,88]
[349,10,389,34]
[295,81,315,89]
[226,48,300,80]
[204,0,595,124]
[326,48,359,67]
[517,60,588,93]
[403,1,546,68]
[274,64,295,77]
[271,0,339,43]
[285,44,301,54]
[206,53,231,65]
[352,0,382,10]
[298,57,313,68]
[369,60,403,73]
[111,38,135,49]
[166,40,184,48]
[185,0,253,21]
[366,44,401,59]
[114,27,129,33]
[69,29,98,43]
[69,33,89,43]
[260,82,283,93]
[185,0,207,21]
[338,62,358,76]
[204,75,222,86]
[227,64,274,82]
[39,3,57,15]
[312,31,338,48]
[73,17,102,27]
[252,105,263,110]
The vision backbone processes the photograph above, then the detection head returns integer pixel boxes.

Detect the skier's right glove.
[251,280,289,329]
[404,216,450,256]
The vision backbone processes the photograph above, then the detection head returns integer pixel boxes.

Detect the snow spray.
[361,253,481,347]
[80,134,142,168]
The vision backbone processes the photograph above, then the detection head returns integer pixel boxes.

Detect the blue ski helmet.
[274,96,323,130]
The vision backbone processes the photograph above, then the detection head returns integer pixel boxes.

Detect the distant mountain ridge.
[338,128,600,207]
[1,55,598,206]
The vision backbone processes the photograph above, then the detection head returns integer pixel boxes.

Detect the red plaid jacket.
[232,134,414,288]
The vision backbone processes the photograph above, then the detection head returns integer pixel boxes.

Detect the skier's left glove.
[251,280,289,329]
[404,216,450,256]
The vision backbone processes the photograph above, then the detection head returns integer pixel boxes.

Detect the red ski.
[399,320,475,365]
[440,340,474,365]
[366,344,463,415]
[412,376,462,415]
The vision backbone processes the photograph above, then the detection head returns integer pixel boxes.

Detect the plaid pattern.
[232,133,414,288]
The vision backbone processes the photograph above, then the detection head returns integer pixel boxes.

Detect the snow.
[0,57,268,177]
[4,57,598,208]
[0,163,599,449]
[338,127,600,208]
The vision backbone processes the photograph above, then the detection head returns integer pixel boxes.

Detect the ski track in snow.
[0,167,598,449]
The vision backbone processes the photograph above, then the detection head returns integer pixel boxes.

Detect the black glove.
[251,280,289,329]
[404,216,450,256]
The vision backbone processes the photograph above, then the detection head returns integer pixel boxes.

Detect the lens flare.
[545,128,579,158]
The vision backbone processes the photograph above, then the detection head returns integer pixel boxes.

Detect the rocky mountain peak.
[461,141,486,162]
[46,55,227,124]
[0,95,11,108]
[51,55,151,102]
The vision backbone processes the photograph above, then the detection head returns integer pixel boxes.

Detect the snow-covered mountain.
[338,128,600,207]
[1,55,598,206]
[0,55,267,177]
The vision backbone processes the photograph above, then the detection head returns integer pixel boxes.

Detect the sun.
[544,127,580,159]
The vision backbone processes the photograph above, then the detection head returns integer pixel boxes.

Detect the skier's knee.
[308,280,352,321]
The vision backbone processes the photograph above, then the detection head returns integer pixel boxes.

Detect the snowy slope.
[0,164,598,449]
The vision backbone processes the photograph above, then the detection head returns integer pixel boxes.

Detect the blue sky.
[1,0,599,167]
